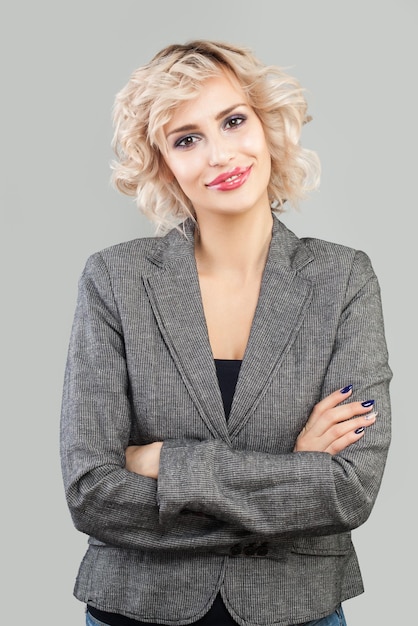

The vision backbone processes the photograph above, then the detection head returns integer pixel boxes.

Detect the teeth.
[225,174,239,182]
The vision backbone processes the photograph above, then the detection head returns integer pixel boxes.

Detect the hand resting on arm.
[125,386,377,478]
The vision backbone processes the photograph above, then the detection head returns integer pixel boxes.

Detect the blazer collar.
[146,216,313,272]
[143,216,314,441]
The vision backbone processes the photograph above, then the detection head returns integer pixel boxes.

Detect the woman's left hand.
[294,387,377,454]
[125,442,163,479]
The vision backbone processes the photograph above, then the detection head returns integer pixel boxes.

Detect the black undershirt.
[88,359,242,626]
[214,358,241,421]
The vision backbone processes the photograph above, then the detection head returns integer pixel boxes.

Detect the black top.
[214,358,242,420]
[88,359,242,626]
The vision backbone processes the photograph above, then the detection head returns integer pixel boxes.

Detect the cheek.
[242,126,269,155]
[165,156,199,187]
[243,133,271,173]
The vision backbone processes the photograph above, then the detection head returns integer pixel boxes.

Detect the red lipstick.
[206,166,252,191]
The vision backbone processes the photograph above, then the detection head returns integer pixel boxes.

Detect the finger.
[310,385,353,419]
[308,399,376,438]
[324,399,376,424]
[324,412,377,455]
[304,410,377,452]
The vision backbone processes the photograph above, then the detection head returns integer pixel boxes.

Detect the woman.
[60,40,392,626]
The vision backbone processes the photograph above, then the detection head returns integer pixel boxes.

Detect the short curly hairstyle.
[111,40,320,234]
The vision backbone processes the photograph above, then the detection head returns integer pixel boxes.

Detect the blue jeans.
[86,606,347,626]
[303,605,347,625]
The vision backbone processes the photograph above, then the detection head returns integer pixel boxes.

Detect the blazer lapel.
[143,223,230,441]
[142,218,314,442]
[227,219,314,439]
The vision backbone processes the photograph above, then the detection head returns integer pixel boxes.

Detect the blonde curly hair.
[111,40,320,234]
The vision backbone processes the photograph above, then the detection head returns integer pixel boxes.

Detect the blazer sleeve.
[60,253,263,552]
[157,250,392,538]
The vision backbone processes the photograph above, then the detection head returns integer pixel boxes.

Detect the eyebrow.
[165,103,248,138]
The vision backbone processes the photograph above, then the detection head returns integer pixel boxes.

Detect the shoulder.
[301,236,356,260]
[84,221,194,275]
[276,219,374,279]
[88,236,159,267]
[76,238,162,298]
[82,232,173,280]
[302,236,373,273]
[299,237,378,301]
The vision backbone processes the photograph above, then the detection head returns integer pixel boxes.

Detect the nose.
[207,135,234,167]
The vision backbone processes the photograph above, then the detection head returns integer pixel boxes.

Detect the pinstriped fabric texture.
[60,217,392,626]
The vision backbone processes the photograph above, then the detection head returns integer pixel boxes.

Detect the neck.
[194,209,274,278]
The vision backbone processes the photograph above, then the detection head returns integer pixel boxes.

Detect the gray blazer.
[60,217,392,626]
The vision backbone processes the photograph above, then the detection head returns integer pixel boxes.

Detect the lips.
[206,166,252,191]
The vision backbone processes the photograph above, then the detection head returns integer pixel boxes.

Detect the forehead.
[165,71,248,129]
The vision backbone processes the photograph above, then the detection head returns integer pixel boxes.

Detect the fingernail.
[361,400,375,407]
[340,385,353,394]
[355,427,365,434]
[365,411,378,420]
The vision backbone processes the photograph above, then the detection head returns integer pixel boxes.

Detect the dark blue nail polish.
[340,385,353,394]
[361,400,375,408]
[355,427,365,434]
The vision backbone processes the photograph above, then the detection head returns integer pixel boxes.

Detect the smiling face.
[162,70,272,222]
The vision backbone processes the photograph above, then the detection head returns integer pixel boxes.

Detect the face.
[162,71,272,221]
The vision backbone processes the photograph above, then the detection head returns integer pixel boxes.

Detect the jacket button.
[230,543,242,556]
[256,542,269,556]
[243,543,258,556]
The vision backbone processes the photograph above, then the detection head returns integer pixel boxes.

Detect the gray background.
[2,0,416,623]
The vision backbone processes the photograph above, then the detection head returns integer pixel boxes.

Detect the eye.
[174,134,201,149]
[223,114,246,130]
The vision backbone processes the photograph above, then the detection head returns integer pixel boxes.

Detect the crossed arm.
[125,386,378,479]
[61,248,391,547]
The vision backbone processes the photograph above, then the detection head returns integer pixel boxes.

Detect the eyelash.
[224,114,246,130]
[174,135,199,149]
[173,114,247,149]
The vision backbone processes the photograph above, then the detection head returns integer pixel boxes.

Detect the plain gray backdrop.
[2,1,416,623]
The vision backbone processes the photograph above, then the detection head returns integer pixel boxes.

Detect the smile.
[206,166,252,191]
